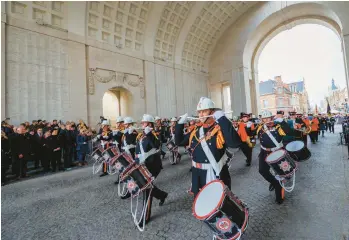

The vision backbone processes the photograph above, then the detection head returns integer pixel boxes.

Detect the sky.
[258,24,347,107]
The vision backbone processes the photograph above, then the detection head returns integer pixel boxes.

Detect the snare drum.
[114,152,136,175]
[285,141,311,162]
[103,147,121,165]
[121,165,154,196]
[265,149,298,179]
[193,180,249,240]
[166,140,177,152]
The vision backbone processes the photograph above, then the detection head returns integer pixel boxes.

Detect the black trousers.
[302,134,308,146]
[309,132,316,143]
[258,150,283,202]
[143,185,168,222]
[329,124,334,133]
[192,164,231,197]
[142,168,167,223]
[240,142,253,164]
[64,146,73,168]
[13,155,28,177]
[51,150,62,171]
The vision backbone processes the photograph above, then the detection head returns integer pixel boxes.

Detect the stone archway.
[86,68,145,126]
[102,87,132,126]
[242,2,346,114]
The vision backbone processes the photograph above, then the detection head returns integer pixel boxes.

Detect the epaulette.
[152,131,159,140]
[136,132,143,140]
[256,124,263,134]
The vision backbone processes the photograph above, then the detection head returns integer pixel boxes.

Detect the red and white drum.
[265,149,298,179]
[114,152,136,175]
[193,180,249,240]
[120,164,154,196]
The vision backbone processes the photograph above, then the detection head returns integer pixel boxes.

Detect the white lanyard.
[263,125,282,148]
[199,127,225,177]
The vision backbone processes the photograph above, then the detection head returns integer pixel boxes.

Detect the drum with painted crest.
[193,180,249,240]
[114,152,136,175]
[285,141,311,162]
[120,164,154,196]
[265,149,298,179]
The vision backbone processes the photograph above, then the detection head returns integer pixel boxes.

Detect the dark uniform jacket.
[121,129,138,158]
[257,121,293,149]
[175,116,241,167]
[135,131,162,177]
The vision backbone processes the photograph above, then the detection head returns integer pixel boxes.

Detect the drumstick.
[187,111,234,120]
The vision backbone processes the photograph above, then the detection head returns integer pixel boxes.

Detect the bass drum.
[285,141,311,162]
[193,180,249,240]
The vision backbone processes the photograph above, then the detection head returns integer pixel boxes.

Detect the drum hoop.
[285,141,304,152]
[265,149,287,164]
[192,180,225,220]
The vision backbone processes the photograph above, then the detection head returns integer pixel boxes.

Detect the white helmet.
[141,114,155,123]
[155,116,161,121]
[124,117,134,124]
[252,115,256,118]
[116,116,124,123]
[102,119,110,125]
[260,110,273,119]
[197,97,215,111]
[171,117,177,122]
[232,116,239,121]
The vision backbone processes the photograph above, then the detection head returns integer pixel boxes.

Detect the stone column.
[144,60,158,115]
[230,66,252,115]
[342,33,349,97]
[1,21,5,120]
[1,2,6,120]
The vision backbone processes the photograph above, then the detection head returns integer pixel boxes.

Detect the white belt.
[192,160,212,170]
[260,144,283,152]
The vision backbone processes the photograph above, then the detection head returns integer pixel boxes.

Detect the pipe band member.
[135,114,168,228]
[175,97,241,197]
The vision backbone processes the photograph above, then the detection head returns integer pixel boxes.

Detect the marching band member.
[284,111,298,145]
[175,97,241,197]
[98,120,113,177]
[256,110,293,204]
[118,116,138,198]
[238,112,255,166]
[169,117,181,165]
[308,113,318,144]
[296,113,309,146]
[154,116,166,159]
[135,114,168,228]
[112,117,125,183]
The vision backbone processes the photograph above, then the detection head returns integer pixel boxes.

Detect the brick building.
[259,76,309,115]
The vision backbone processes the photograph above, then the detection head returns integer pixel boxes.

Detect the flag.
[326,98,331,115]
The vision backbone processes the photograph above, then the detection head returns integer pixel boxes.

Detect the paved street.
[2,127,349,240]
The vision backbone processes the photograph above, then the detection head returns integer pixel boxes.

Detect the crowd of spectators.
[1,119,97,185]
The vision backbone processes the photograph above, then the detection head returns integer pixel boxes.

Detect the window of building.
[278,87,283,94]
[263,100,268,108]
[277,98,283,107]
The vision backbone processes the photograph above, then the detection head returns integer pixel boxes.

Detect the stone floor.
[2,127,349,240]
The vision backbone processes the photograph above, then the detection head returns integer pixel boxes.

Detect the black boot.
[159,193,168,206]
[100,172,108,177]
[121,192,131,199]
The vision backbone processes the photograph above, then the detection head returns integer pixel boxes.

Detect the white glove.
[128,127,134,134]
[178,113,188,124]
[274,118,283,123]
[246,122,253,128]
[97,134,101,139]
[213,110,225,121]
[103,135,108,139]
[144,126,152,135]
[112,130,119,136]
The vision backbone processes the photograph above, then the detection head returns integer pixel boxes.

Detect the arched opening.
[241,2,347,114]
[102,87,132,126]
[257,23,347,115]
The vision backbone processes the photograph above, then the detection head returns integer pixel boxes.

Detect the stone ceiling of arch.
[87,1,152,51]
[85,1,255,67]
[181,1,256,71]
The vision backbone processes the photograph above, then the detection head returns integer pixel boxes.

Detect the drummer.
[284,111,301,145]
[256,110,293,204]
[175,97,241,197]
[135,114,168,228]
